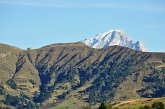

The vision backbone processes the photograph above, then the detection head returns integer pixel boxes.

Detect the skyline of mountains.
[4,29,162,52]
[83,29,148,52]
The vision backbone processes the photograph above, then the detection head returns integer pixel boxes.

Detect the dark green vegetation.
[97,101,164,109]
[0,42,165,108]
[139,101,164,109]
[98,103,113,109]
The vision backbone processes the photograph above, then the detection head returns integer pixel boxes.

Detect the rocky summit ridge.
[83,29,148,52]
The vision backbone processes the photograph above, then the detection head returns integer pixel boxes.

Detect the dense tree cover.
[32,54,165,104]
[58,92,67,99]
[2,60,165,108]
[0,84,40,109]
[139,102,164,109]
[97,102,164,109]
[2,94,39,109]
[85,63,133,103]
[6,80,17,89]
[138,68,165,98]
[152,102,165,109]
[98,103,112,109]
[33,68,55,103]
[28,79,36,85]
[0,85,6,95]
[34,58,132,104]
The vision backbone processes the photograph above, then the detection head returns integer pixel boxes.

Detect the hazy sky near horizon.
[0,0,165,52]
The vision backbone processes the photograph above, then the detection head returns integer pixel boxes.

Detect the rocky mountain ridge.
[83,29,148,52]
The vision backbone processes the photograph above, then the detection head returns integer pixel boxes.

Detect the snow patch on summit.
[83,29,148,52]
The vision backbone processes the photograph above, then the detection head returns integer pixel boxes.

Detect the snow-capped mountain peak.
[83,29,148,52]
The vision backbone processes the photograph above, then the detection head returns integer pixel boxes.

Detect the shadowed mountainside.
[0,42,165,108]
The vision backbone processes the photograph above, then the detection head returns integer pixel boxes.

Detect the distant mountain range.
[83,29,148,52]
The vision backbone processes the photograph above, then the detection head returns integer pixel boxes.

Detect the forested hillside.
[0,42,165,109]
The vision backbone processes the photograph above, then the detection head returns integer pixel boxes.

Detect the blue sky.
[0,0,165,52]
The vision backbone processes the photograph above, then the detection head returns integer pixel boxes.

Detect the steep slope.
[0,42,165,109]
[83,29,148,52]
[29,43,164,104]
[8,50,41,96]
[0,44,40,108]
[0,43,22,84]
[0,43,22,108]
